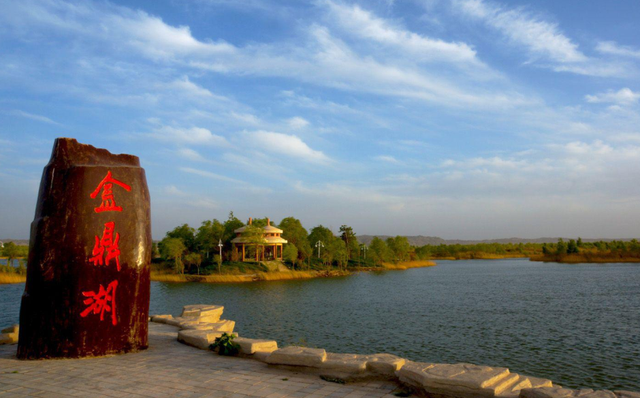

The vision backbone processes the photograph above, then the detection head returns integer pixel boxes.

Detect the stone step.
[178,319,235,333]
[235,337,278,355]
[490,373,523,396]
[177,329,237,350]
[181,304,224,323]
[366,353,406,376]
[265,346,327,367]
[319,353,368,374]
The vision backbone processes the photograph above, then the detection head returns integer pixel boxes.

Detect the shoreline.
[151,260,437,284]
[530,254,640,263]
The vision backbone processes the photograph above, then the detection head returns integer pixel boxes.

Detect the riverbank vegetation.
[530,238,640,263]
[153,213,434,282]
[0,242,27,284]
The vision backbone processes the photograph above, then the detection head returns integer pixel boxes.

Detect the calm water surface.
[1,259,639,391]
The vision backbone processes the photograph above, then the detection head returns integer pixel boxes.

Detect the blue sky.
[1,0,640,240]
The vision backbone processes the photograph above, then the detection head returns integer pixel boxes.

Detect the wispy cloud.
[179,166,243,183]
[6,110,62,126]
[287,116,310,129]
[148,126,229,146]
[452,0,627,77]
[244,130,331,164]
[585,88,640,106]
[596,41,640,59]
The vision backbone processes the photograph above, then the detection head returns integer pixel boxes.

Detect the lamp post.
[361,244,368,260]
[315,240,324,259]
[217,239,223,274]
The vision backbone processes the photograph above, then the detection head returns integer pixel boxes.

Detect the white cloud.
[596,41,640,59]
[179,166,243,183]
[322,0,480,65]
[374,155,400,164]
[287,116,310,129]
[454,0,586,64]
[177,148,208,162]
[166,76,217,98]
[245,130,331,164]
[585,88,640,106]
[150,126,228,146]
[7,110,61,126]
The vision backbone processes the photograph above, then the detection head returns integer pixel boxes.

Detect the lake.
[1,259,639,391]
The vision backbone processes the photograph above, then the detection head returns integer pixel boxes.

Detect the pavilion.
[231,218,288,262]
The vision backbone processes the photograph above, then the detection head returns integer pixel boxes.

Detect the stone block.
[0,332,18,345]
[396,361,437,386]
[179,320,235,333]
[181,305,224,323]
[235,337,278,355]
[366,353,406,375]
[151,315,174,324]
[520,387,587,398]
[177,329,224,350]
[266,346,327,367]
[399,362,512,397]
[616,392,640,398]
[319,353,368,374]
[1,324,18,334]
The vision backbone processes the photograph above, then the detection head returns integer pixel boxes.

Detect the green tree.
[279,217,312,262]
[196,219,225,259]
[308,225,335,260]
[556,239,567,255]
[577,237,583,248]
[542,243,549,255]
[283,244,298,268]
[339,225,358,260]
[332,238,348,270]
[213,254,222,274]
[241,224,266,261]
[160,237,187,274]
[2,242,21,268]
[567,239,579,254]
[386,236,410,262]
[369,237,390,265]
[184,252,203,275]
[223,212,244,249]
[166,224,196,252]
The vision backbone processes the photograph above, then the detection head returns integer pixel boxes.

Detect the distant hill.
[357,235,634,246]
[0,239,29,246]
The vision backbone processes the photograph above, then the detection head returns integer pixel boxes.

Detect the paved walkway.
[0,324,406,398]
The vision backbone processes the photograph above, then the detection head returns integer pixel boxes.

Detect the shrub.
[209,333,239,356]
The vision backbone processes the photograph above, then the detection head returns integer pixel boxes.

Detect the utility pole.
[315,240,324,259]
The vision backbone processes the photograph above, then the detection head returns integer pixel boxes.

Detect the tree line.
[156,212,419,275]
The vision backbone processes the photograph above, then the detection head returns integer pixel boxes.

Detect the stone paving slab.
[0,323,405,398]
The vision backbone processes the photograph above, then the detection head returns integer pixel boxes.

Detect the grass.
[530,251,640,263]
[430,253,529,260]
[150,269,350,284]
[0,272,26,284]
[381,260,436,270]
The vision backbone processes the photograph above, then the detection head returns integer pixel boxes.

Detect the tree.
[283,245,298,268]
[196,219,224,259]
[339,225,358,260]
[241,224,266,261]
[2,242,21,268]
[166,224,196,252]
[567,239,579,254]
[369,237,390,265]
[386,236,410,262]
[279,217,312,262]
[184,253,203,275]
[542,243,549,255]
[577,237,583,248]
[331,238,348,270]
[308,225,334,256]
[223,212,244,248]
[213,254,222,274]
[160,237,186,274]
[556,239,567,255]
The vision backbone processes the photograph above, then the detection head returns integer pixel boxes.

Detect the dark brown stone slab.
[17,138,151,359]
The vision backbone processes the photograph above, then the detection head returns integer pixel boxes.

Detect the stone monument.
[17,138,151,359]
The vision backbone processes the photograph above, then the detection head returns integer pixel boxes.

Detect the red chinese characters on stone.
[89,221,122,271]
[90,171,131,213]
[81,280,119,326]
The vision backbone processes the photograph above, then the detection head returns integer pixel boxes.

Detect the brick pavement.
[0,323,407,398]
